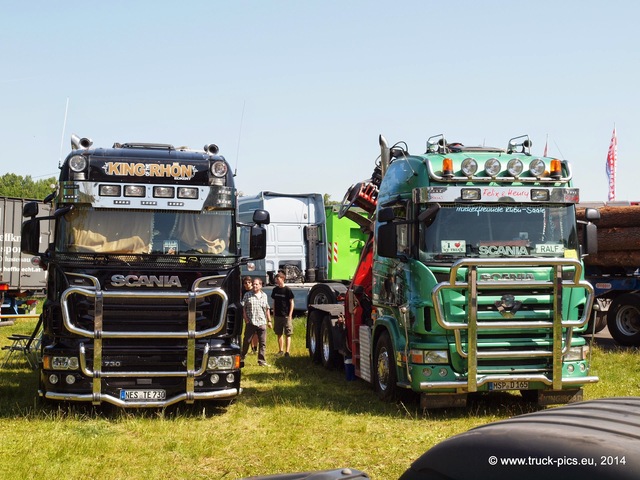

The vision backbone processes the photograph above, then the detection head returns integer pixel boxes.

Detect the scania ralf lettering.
[21,135,268,407]
[308,134,600,408]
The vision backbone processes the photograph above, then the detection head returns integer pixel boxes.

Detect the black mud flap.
[537,388,583,406]
[400,397,640,480]
[420,393,468,409]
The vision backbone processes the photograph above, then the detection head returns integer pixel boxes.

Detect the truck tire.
[373,331,399,402]
[307,311,322,364]
[308,284,336,305]
[607,293,640,346]
[400,397,640,480]
[320,316,339,369]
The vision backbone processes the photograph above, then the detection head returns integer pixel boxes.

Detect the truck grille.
[71,296,224,334]
[59,274,230,376]
[431,258,594,379]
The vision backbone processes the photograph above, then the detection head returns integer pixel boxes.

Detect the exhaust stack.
[71,134,93,150]
[379,134,390,179]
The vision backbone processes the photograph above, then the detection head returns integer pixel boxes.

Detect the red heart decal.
[455,242,461,247]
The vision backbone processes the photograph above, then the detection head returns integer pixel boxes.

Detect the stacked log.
[576,205,640,269]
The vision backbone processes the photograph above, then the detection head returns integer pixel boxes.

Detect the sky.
[1,1,638,203]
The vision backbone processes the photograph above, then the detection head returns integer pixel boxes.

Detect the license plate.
[488,381,529,391]
[120,389,167,401]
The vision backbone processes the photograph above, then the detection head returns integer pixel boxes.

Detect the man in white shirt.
[241,278,272,366]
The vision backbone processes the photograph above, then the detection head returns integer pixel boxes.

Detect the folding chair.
[2,334,33,368]
[2,317,42,369]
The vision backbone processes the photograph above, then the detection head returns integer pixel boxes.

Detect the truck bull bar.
[429,257,598,392]
[53,274,233,406]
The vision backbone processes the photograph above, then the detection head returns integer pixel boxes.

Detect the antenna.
[233,100,246,177]
[58,97,70,168]
[552,139,565,159]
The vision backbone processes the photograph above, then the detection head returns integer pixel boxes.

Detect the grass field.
[0,317,638,479]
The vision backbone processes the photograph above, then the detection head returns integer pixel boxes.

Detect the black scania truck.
[21,135,269,407]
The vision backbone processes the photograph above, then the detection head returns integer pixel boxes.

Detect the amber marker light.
[442,158,454,177]
[550,159,562,179]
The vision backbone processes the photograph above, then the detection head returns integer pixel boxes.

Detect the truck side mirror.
[249,225,267,260]
[253,209,270,225]
[584,208,600,223]
[377,222,398,258]
[378,207,395,223]
[377,207,400,258]
[583,222,598,255]
[23,201,39,218]
[21,219,41,256]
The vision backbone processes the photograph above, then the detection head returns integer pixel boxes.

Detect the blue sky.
[2,1,637,202]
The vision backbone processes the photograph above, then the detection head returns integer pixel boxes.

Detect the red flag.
[606,127,617,201]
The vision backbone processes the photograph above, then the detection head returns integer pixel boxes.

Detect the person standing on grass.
[242,277,272,366]
[241,276,259,354]
[271,272,295,357]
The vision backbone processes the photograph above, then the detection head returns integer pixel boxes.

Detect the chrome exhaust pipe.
[379,134,390,178]
[71,134,93,150]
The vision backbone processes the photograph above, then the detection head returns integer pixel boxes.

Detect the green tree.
[0,173,56,200]
[324,193,340,206]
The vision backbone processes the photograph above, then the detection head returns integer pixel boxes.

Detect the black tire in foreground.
[400,397,640,480]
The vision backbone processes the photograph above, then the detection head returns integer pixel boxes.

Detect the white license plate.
[488,381,529,391]
[120,389,167,401]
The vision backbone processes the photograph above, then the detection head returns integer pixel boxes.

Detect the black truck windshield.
[419,204,579,262]
[57,207,234,255]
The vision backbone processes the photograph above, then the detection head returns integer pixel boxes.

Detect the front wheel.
[373,331,399,402]
[607,294,640,346]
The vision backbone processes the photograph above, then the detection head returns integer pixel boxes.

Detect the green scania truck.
[308,134,600,408]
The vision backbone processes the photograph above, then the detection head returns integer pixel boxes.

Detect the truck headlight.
[529,158,546,177]
[410,349,449,364]
[565,345,588,361]
[461,157,478,176]
[177,187,198,199]
[210,161,228,178]
[208,355,236,370]
[484,158,501,177]
[69,155,87,172]
[45,356,80,370]
[507,158,524,177]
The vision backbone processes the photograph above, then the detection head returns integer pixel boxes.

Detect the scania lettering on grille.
[479,245,529,255]
[111,274,182,287]
[479,273,535,281]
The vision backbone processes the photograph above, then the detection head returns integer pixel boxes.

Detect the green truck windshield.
[419,204,578,262]
[57,207,234,256]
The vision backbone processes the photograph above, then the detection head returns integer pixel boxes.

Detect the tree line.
[0,173,57,200]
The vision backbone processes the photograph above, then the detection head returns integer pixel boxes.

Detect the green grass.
[0,317,638,479]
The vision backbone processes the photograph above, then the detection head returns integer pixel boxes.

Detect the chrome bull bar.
[431,257,596,392]
[59,274,229,405]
